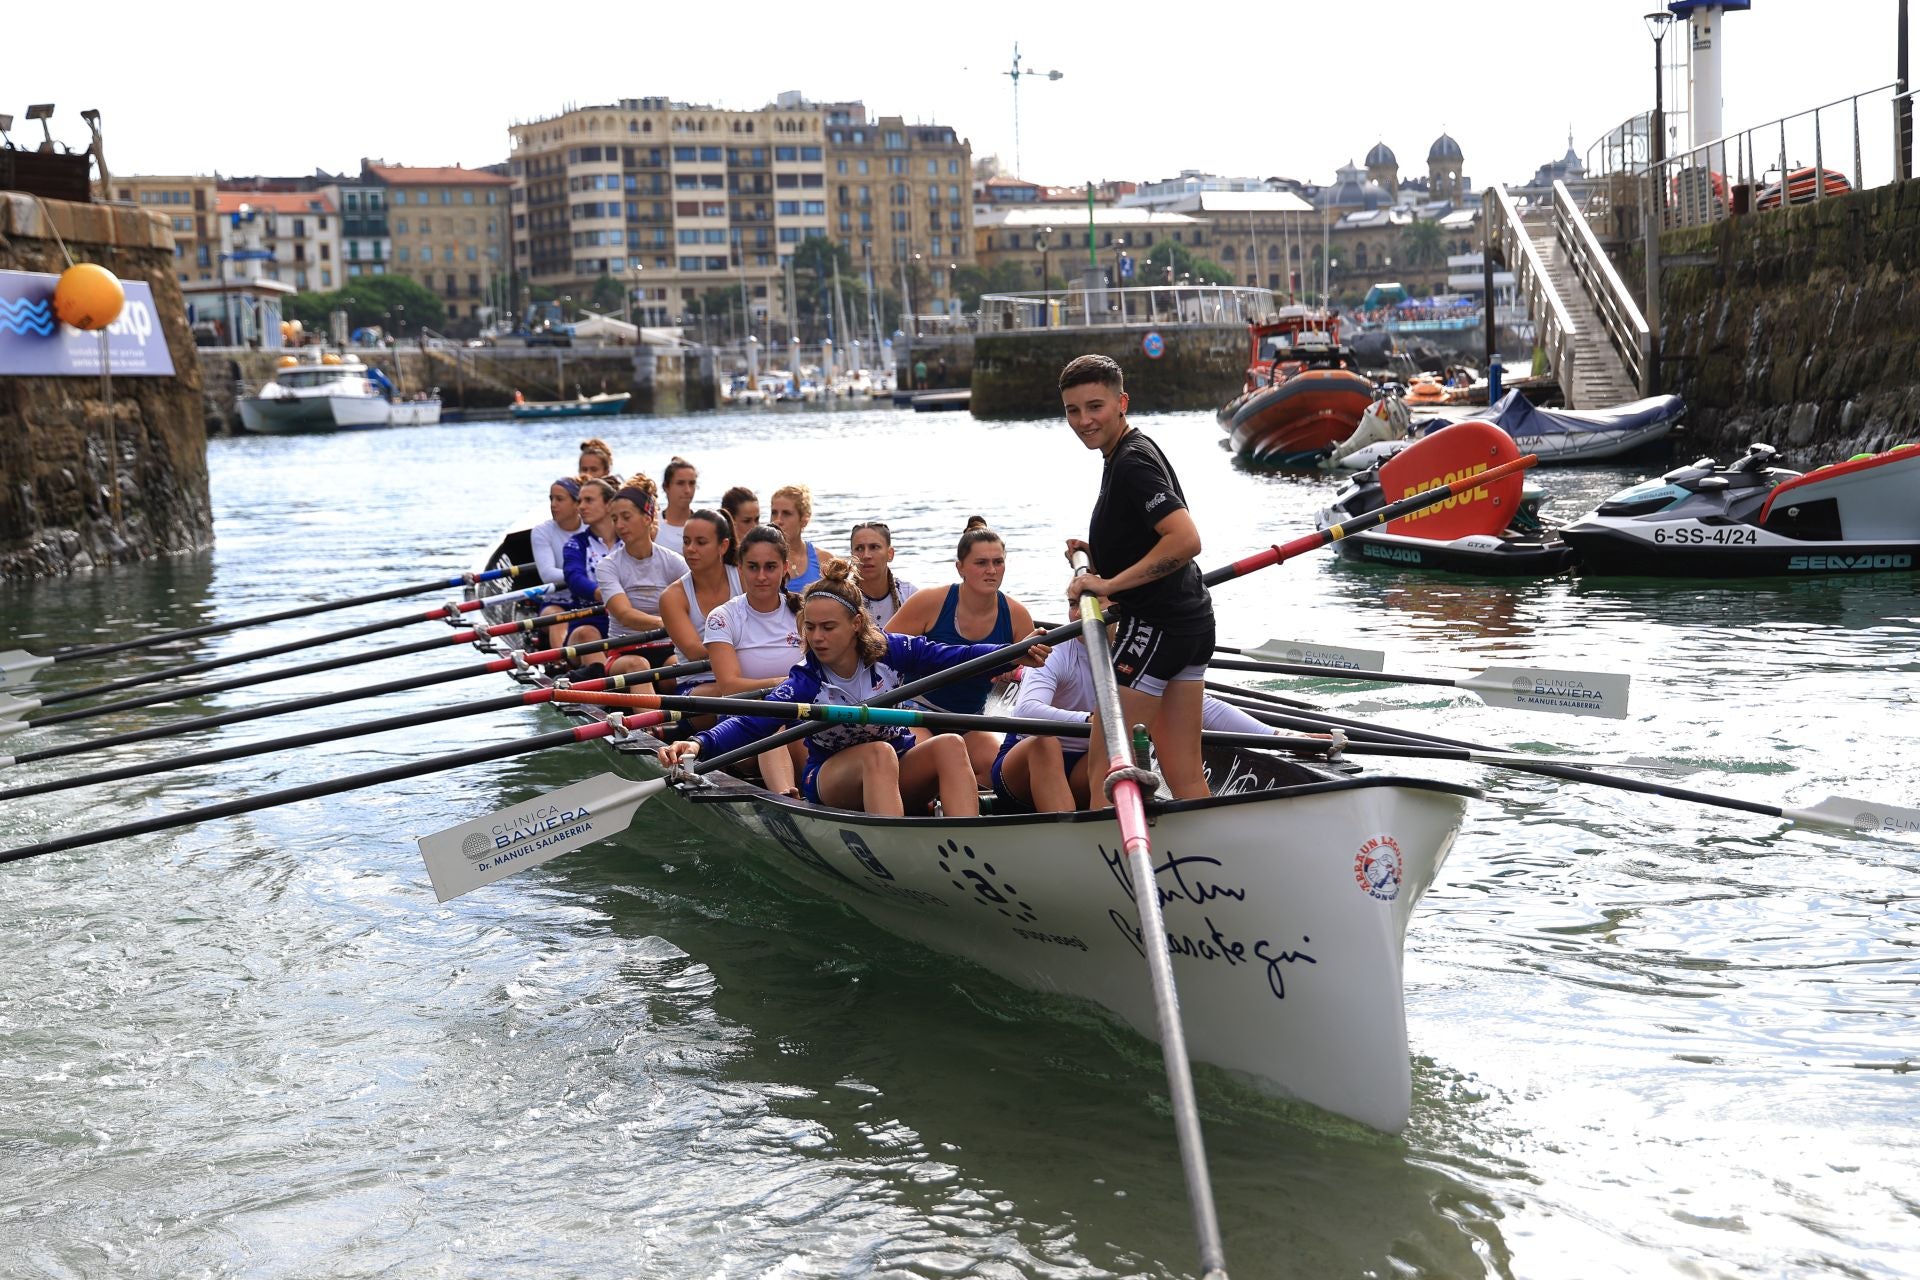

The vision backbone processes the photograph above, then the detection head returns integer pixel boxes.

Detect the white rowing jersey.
[531,518,583,590]
[655,518,686,556]
[1017,638,1274,736]
[594,542,689,636]
[859,573,919,629]
[668,565,742,685]
[705,593,804,680]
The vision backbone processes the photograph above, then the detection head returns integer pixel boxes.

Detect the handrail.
[1485,185,1577,398]
[976,284,1278,332]
[1553,180,1648,393]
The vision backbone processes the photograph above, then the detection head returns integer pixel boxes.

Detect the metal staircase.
[1486,181,1650,408]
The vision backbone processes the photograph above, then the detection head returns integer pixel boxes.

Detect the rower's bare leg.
[1088,681,1208,808]
[758,742,802,798]
[962,729,1000,788]
[1002,736,1076,813]
[817,741,904,816]
[900,733,979,817]
[539,604,567,650]
[608,652,652,678]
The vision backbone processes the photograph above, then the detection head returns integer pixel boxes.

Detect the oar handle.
[1203,453,1538,585]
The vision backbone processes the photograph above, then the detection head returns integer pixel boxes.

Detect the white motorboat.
[238,353,442,434]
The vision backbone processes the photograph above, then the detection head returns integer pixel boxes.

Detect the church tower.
[1427,132,1465,203]
[1364,141,1398,201]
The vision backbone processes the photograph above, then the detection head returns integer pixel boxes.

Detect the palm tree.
[1400,218,1447,270]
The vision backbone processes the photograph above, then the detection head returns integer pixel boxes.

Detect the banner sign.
[0,268,177,377]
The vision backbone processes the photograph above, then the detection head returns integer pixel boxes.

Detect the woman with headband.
[532,476,585,648]
[658,561,1051,817]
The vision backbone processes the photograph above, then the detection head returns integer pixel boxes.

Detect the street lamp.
[1644,11,1673,173]
[1037,225,1053,327]
[1645,9,1674,395]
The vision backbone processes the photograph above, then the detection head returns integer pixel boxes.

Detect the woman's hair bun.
[963,515,989,531]
[818,558,855,586]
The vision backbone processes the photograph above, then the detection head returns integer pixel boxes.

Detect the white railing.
[977,285,1278,332]
[1553,180,1649,392]
[1486,185,1577,396]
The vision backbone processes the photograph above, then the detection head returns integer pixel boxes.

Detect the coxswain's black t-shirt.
[1089,428,1213,633]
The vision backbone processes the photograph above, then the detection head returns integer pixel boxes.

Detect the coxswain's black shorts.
[1110,614,1214,697]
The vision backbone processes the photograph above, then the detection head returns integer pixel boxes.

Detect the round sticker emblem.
[1142,331,1165,359]
[1354,835,1402,902]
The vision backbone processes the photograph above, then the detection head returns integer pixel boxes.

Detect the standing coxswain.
[1059,353,1215,804]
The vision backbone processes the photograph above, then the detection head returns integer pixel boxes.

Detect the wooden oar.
[1210,648,1631,720]
[1200,452,1537,587]
[21,584,553,710]
[0,665,707,802]
[4,614,661,732]
[0,643,703,769]
[1069,551,1228,1279]
[0,561,540,685]
[0,712,675,867]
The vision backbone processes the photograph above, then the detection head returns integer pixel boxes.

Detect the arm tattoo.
[1142,556,1183,581]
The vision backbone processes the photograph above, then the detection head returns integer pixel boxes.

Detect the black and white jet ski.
[1560,441,1920,577]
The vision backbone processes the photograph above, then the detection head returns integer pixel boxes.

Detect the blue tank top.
[921,586,1013,713]
[790,543,823,590]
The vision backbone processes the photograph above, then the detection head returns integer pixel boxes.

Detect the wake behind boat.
[459,528,1477,1133]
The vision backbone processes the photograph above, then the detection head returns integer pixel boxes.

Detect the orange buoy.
[54,263,126,331]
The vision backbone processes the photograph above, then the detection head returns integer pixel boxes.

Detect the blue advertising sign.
[1119,254,1134,280]
[0,269,177,377]
[1142,330,1165,359]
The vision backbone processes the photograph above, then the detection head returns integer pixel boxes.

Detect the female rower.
[655,456,697,555]
[577,437,615,481]
[721,485,760,533]
[532,476,584,648]
[558,476,621,653]
[658,561,1051,817]
[594,479,689,676]
[768,483,833,589]
[994,605,1281,813]
[884,516,1035,783]
[658,508,740,692]
[704,525,808,794]
[848,520,917,629]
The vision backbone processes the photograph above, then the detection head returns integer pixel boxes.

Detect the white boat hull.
[238,391,440,433]
[606,736,1470,1132]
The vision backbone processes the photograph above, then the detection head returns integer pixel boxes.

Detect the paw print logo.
[935,838,1036,923]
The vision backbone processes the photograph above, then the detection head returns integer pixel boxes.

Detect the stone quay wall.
[199,344,715,435]
[1,194,211,579]
[1651,178,1920,463]
[970,325,1244,420]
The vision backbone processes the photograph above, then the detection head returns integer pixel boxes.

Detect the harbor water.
[2,406,1916,1279]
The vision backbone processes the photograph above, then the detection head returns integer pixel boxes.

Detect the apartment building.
[212,191,341,293]
[822,108,974,317]
[367,163,511,322]
[508,93,973,330]
[111,174,220,285]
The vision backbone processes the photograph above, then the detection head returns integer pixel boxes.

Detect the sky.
[7,1,1906,193]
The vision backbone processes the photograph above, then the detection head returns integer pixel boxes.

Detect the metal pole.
[1899,0,1914,182]
[1482,207,1495,370]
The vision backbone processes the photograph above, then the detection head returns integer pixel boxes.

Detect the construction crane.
[1003,43,1062,179]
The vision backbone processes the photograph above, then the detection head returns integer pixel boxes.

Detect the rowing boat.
[465,527,1479,1132]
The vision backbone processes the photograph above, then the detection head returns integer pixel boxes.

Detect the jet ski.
[1560,441,1920,577]
[1316,420,1577,576]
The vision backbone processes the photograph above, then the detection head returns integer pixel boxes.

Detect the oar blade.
[0,693,38,721]
[1791,795,1920,836]
[417,772,666,902]
[1244,638,1387,672]
[1467,667,1632,719]
[0,651,54,686]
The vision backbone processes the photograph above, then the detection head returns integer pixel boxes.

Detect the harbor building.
[212,190,342,293]
[507,93,974,332]
[367,163,511,324]
[972,206,1203,289]
[110,174,220,285]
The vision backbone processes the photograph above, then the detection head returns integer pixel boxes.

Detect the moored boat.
[1221,307,1375,467]
[1331,389,1684,471]
[509,390,631,420]
[462,534,1477,1133]
[1561,441,1920,577]
[238,352,442,434]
